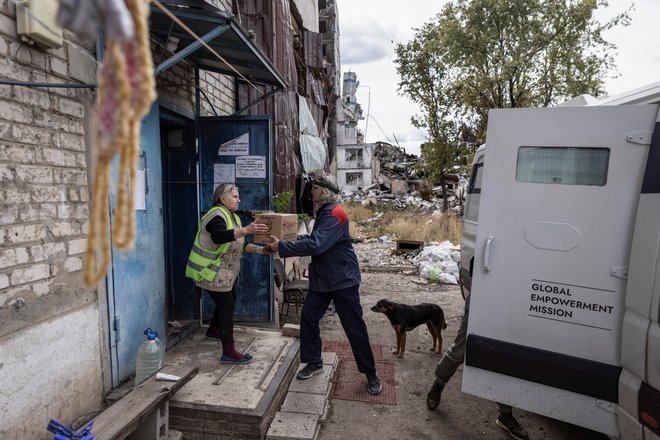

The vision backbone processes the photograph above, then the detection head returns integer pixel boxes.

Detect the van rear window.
[516,147,609,186]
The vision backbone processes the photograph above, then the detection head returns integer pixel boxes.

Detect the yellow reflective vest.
[185,206,242,283]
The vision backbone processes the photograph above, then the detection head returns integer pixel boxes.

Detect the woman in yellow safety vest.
[185,183,271,364]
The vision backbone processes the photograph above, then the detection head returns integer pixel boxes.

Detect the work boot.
[426,381,443,410]
[495,411,529,440]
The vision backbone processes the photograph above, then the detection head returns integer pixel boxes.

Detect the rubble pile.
[339,141,469,214]
[373,142,419,180]
[353,236,461,285]
[342,190,465,213]
[354,236,416,268]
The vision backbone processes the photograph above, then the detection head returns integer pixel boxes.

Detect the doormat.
[322,340,397,405]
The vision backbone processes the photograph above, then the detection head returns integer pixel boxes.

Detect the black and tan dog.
[371,299,447,358]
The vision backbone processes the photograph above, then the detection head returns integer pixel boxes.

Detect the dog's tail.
[441,310,448,329]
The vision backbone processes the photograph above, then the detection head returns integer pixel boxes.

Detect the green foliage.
[436,0,630,140]
[298,213,312,223]
[273,191,293,213]
[394,0,631,175]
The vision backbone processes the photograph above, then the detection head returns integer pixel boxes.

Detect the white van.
[459,82,660,439]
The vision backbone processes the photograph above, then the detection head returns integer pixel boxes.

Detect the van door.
[618,120,660,440]
[459,145,484,295]
[461,105,659,437]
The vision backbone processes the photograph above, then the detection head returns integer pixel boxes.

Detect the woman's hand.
[240,222,269,237]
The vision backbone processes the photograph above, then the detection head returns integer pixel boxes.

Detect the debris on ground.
[353,236,460,285]
[412,241,460,285]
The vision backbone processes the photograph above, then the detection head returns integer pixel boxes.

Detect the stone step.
[266,352,339,440]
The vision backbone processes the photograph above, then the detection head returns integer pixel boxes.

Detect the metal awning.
[149,3,287,90]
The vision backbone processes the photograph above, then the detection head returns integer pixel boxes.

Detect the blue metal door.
[198,116,273,322]
[107,104,167,385]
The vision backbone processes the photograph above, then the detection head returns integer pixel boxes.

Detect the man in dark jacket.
[266,170,382,395]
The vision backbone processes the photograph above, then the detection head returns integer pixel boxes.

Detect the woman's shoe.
[220,352,253,364]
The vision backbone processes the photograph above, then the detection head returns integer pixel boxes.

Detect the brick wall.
[0,2,96,323]
[0,3,105,438]
[0,0,239,332]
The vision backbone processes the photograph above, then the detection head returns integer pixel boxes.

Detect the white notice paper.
[134,169,146,210]
[214,163,235,185]
[235,156,266,178]
[218,133,249,155]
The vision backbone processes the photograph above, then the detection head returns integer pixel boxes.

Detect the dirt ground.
[293,265,610,440]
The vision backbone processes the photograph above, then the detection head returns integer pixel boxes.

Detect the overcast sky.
[335,0,660,156]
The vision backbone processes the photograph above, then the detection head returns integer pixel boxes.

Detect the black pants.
[300,285,376,375]
[209,288,237,345]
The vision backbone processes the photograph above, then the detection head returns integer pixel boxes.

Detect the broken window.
[345,148,363,162]
[346,172,363,186]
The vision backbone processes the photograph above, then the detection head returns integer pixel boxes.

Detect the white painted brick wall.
[0,7,92,302]
[10,263,50,285]
[0,247,29,269]
[0,3,103,435]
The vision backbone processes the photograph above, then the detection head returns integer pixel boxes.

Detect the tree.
[395,0,631,210]
[395,21,465,212]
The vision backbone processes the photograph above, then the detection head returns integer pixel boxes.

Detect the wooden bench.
[92,364,198,440]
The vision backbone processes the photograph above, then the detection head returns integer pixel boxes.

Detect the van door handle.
[484,236,493,272]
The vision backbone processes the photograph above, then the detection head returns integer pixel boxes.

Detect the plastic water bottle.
[134,328,164,386]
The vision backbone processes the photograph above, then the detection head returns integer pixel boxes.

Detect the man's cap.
[309,170,339,194]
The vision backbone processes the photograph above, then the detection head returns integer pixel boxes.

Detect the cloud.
[339,21,398,64]
[335,0,660,157]
[341,41,389,65]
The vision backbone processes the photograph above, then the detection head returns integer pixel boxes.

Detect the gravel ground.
[282,241,610,440]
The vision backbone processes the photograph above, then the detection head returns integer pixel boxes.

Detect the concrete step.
[266,352,338,440]
[166,326,301,440]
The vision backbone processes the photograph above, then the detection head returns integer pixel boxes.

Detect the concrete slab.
[321,352,338,368]
[281,324,300,338]
[280,391,326,416]
[169,327,296,409]
[288,367,333,395]
[166,326,300,439]
[265,412,319,440]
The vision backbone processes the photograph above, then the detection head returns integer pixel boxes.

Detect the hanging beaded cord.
[83,0,269,286]
[84,0,156,286]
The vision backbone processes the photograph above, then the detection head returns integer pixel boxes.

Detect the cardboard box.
[253,213,298,244]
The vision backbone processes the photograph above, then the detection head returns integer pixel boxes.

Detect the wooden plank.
[92,364,198,440]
